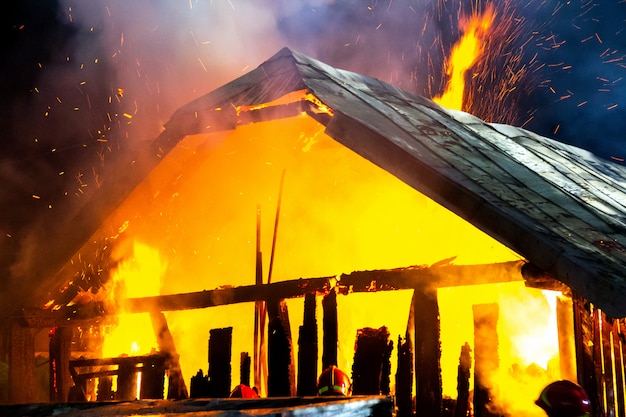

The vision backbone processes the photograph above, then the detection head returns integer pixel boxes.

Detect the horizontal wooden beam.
[21,261,526,328]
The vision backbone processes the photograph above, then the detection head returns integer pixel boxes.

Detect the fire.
[439,283,566,416]
[433,6,495,110]
[65,90,568,412]
[101,241,163,359]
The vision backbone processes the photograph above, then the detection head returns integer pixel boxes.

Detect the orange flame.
[434,6,495,110]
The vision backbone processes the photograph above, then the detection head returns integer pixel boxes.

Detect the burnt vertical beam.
[454,343,472,417]
[297,292,318,396]
[9,321,34,404]
[266,299,294,397]
[96,377,114,401]
[610,318,626,417]
[117,361,138,400]
[352,326,391,395]
[556,296,577,382]
[150,311,188,400]
[49,326,72,403]
[381,336,393,395]
[619,319,626,417]
[413,288,442,417]
[395,333,414,417]
[602,314,617,417]
[208,327,232,398]
[473,303,500,417]
[322,290,338,370]
[240,352,251,387]
[573,293,603,416]
[189,369,210,398]
[140,355,166,399]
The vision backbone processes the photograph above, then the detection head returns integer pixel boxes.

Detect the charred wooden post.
[473,303,500,417]
[189,369,210,398]
[117,361,138,400]
[395,333,413,417]
[49,326,72,402]
[352,326,392,395]
[240,352,251,386]
[322,289,338,369]
[454,343,472,417]
[556,296,577,382]
[413,288,442,417]
[140,354,167,399]
[297,292,318,396]
[572,293,601,416]
[601,315,619,417]
[617,319,626,417]
[150,311,188,399]
[266,299,294,397]
[96,377,114,401]
[208,327,232,398]
[9,321,35,404]
[381,336,393,395]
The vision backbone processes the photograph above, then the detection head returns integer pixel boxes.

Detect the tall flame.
[434,5,495,110]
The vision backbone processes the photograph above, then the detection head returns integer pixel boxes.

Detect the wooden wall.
[574,293,626,417]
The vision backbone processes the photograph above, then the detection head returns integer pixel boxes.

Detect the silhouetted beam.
[21,261,525,327]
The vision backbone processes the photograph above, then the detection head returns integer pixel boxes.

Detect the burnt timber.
[19,261,525,327]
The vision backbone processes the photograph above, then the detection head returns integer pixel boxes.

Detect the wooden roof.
[152,47,626,318]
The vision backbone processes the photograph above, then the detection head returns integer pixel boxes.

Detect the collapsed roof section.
[152,47,626,317]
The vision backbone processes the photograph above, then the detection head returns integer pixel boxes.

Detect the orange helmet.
[535,380,591,417]
[229,384,259,398]
[317,365,352,396]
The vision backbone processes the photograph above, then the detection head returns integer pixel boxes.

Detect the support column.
[49,326,72,402]
[413,288,442,417]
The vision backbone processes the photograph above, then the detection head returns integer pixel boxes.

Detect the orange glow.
[101,242,162,359]
[439,283,566,416]
[434,6,495,110]
[59,91,568,411]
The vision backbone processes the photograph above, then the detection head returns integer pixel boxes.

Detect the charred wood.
[190,369,211,398]
[573,293,602,416]
[266,302,293,397]
[49,326,72,402]
[150,311,188,400]
[322,290,338,369]
[395,333,413,417]
[472,303,500,417]
[25,262,524,327]
[297,292,318,396]
[352,326,392,395]
[140,356,167,399]
[240,352,251,387]
[208,327,233,398]
[413,289,442,417]
[454,343,471,417]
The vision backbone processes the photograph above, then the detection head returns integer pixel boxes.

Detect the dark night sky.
[1,0,625,308]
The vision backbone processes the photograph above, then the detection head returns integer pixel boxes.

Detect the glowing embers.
[101,241,163,358]
[235,90,333,125]
[434,5,495,111]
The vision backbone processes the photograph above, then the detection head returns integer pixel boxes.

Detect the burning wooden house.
[3,48,626,416]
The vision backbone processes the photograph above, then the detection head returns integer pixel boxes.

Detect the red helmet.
[535,380,591,417]
[317,365,352,396]
[229,384,259,398]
